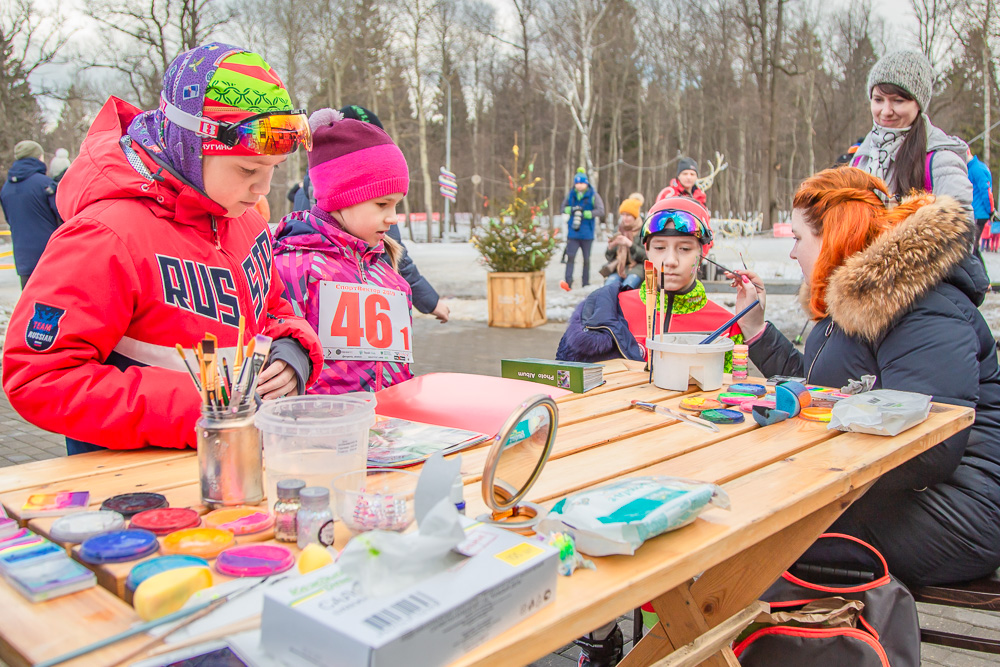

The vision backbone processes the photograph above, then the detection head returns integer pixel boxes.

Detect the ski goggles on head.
[642,209,713,244]
[160,97,312,155]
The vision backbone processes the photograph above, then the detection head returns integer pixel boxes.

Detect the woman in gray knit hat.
[851,50,973,221]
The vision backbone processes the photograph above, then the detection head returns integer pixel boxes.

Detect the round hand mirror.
[478,395,558,533]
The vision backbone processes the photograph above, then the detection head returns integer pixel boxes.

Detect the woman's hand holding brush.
[728,268,767,340]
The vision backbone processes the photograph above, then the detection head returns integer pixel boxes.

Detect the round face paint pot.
[50,510,126,544]
[718,392,756,406]
[202,507,274,535]
[679,397,724,412]
[739,399,777,413]
[215,544,295,578]
[101,493,168,519]
[800,407,833,423]
[699,409,746,425]
[126,554,210,592]
[79,529,160,564]
[775,381,812,418]
[161,528,235,559]
[130,508,201,536]
[728,383,766,397]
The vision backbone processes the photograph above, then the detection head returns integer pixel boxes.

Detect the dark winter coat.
[556,281,645,362]
[0,157,61,276]
[386,223,440,314]
[749,196,1000,587]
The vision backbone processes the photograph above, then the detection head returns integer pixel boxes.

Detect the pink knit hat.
[307,108,409,211]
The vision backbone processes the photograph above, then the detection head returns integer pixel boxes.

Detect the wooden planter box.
[487,271,546,328]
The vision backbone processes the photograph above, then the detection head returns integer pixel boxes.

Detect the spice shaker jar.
[273,479,306,543]
[297,487,334,549]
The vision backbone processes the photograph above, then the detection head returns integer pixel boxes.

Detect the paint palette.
[727,383,767,397]
[161,528,235,559]
[717,392,757,406]
[79,529,160,564]
[0,541,65,574]
[679,397,724,412]
[739,399,777,413]
[50,510,126,544]
[101,493,168,519]
[126,555,210,592]
[130,508,201,536]
[800,407,833,423]
[775,381,812,418]
[215,544,295,578]
[7,555,96,603]
[202,507,274,535]
[699,409,745,425]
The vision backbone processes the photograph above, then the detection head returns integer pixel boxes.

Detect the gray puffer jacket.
[853,117,973,226]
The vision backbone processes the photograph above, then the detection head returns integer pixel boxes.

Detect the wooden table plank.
[0,448,195,494]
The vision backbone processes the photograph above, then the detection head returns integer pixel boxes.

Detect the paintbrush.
[700,299,761,344]
[234,334,272,407]
[644,260,655,372]
[234,314,246,374]
[201,337,217,406]
[175,344,201,393]
[631,400,719,433]
[702,255,765,290]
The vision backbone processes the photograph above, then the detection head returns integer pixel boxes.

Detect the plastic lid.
[130,508,201,536]
[300,487,330,509]
[276,479,306,500]
[50,510,126,544]
[126,555,210,592]
[79,529,160,564]
[254,395,374,437]
[215,544,295,578]
[202,507,274,535]
[161,528,235,559]
[100,493,168,518]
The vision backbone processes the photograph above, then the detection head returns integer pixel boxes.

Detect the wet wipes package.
[829,389,932,436]
[537,476,730,556]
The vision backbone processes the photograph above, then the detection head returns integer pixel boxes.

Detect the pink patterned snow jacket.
[272,207,413,394]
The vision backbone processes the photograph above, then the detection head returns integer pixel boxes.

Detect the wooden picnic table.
[0,363,974,667]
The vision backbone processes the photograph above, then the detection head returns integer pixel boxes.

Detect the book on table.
[501,358,605,393]
[367,417,490,468]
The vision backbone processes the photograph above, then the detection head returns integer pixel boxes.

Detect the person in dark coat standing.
[1,141,62,288]
[729,167,1000,587]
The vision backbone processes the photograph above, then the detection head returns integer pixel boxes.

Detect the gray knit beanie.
[677,157,699,176]
[14,140,43,161]
[867,50,934,111]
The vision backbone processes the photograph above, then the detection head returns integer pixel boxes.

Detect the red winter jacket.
[2,97,323,450]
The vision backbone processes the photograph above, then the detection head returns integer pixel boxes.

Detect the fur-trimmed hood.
[824,196,985,341]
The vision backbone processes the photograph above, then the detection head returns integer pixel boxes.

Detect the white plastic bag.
[828,389,932,436]
[536,476,730,556]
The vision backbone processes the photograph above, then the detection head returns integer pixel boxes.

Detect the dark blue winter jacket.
[563,187,605,240]
[968,155,994,220]
[749,196,1000,587]
[0,157,61,276]
[293,171,313,212]
[386,223,440,314]
[556,281,645,362]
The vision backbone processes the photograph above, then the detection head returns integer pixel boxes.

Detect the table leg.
[619,483,868,666]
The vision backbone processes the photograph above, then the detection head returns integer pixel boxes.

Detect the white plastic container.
[646,333,735,391]
[255,396,375,505]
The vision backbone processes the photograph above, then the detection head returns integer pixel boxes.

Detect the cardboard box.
[261,523,559,667]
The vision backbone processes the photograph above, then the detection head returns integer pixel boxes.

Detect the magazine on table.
[367,417,490,468]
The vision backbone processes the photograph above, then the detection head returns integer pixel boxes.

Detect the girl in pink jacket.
[272,109,413,394]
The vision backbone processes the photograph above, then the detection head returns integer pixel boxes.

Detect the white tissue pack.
[828,389,932,436]
[260,521,558,667]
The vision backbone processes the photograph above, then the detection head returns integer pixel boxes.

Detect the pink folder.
[374,373,571,436]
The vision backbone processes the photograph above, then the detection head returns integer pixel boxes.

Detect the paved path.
[0,314,998,666]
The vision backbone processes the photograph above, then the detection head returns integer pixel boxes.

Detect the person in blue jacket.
[289,104,449,323]
[561,168,605,290]
[967,152,995,242]
[0,141,62,288]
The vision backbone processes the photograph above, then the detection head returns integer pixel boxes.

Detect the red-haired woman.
[730,167,1000,587]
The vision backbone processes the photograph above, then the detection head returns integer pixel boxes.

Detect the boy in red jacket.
[2,43,323,453]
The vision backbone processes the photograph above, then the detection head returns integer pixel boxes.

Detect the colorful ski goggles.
[641,209,713,244]
[160,97,312,155]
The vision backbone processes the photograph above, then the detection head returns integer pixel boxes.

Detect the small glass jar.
[273,479,306,543]
[297,487,334,549]
[197,403,263,509]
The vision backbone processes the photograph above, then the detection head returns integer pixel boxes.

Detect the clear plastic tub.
[255,396,375,505]
[646,333,735,391]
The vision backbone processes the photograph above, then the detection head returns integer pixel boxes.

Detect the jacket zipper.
[805,321,835,384]
[733,626,889,666]
[210,216,222,250]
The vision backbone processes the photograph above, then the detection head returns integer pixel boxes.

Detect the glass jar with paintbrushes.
[179,327,274,509]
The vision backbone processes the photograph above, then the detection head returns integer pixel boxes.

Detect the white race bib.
[318,282,413,363]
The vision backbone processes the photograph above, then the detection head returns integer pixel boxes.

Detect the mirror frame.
[481,394,559,513]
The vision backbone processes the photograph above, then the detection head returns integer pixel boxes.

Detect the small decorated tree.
[474,140,556,327]
[472,142,558,272]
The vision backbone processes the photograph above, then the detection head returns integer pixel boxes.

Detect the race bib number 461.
[318,282,413,363]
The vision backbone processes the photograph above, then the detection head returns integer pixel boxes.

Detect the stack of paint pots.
[732,344,749,381]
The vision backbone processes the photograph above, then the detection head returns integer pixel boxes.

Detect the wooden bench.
[911,573,1000,654]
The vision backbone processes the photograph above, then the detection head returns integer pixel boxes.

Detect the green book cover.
[501,358,603,393]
